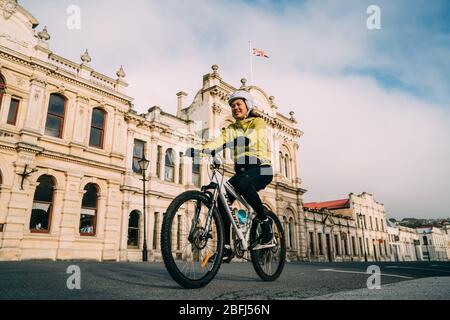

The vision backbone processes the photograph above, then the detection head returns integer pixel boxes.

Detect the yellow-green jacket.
[203,117,272,166]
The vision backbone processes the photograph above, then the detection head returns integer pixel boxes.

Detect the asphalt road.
[0,261,449,300]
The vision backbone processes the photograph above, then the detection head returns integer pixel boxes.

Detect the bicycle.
[161,139,286,289]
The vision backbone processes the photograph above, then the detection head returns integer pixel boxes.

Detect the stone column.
[119,195,131,262]
[102,182,122,261]
[56,173,82,260]
[22,77,47,143]
[71,95,90,149]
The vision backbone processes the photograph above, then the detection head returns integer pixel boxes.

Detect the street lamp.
[358,213,368,262]
[138,156,150,262]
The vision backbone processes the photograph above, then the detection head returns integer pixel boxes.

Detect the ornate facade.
[304,192,391,262]
[0,3,307,261]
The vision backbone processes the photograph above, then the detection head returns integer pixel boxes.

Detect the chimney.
[177,91,188,112]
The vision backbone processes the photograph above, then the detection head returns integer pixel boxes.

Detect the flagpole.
[249,40,254,86]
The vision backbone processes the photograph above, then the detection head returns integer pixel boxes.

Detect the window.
[309,232,315,255]
[156,146,162,178]
[370,216,373,230]
[132,139,145,174]
[30,175,55,233]
[359,237,363,256]
[179,152,183,184]
[89,108,106,148]
[289,218,295,249]
[279,152,284,174]
[165,149,175,182]
[0,75,6,108]
[80,184,98,236]
[375,218,379,231]
[334,234,340,255]
[45,94,66,138]
[128,211,140,248]
[343,234,349,255]
[284,154,290,178]
[192,155,201,188]
[318,233,324,255]
[7,98,19,125]
[153,213,159,250]
[352,236,356,256]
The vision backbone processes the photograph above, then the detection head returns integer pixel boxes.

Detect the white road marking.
[385,266,450,273]
[318,268,414,279]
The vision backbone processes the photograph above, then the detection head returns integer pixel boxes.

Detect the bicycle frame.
[199,154,255,252]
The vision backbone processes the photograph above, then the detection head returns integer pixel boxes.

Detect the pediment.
[0,2,39,55]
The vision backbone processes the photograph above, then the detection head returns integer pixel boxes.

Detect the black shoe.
[222,247,235,264]
[259,218,274,245]
[207,246,234,264]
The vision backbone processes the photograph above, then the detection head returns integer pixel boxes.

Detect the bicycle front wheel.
[250,210,286,281]
[161,191,224,289]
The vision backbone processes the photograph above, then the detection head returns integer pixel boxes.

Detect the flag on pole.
[252,48,269,58]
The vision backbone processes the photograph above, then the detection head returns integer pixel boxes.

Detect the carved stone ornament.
[37,26,51,41]
[212,103,222,114]
[116,65,126,79]
[0,0,17,20]
[81,49,92,64]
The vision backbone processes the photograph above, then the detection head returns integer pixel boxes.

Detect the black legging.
[217,165,273,245]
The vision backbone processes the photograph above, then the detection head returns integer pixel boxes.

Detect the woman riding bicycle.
[191,90,274,263]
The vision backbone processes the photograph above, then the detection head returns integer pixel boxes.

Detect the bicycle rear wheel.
[250,210,286,281]
[161,191,224,289]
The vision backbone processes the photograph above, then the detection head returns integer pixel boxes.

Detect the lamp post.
[138,156,150,262]
[358,213,368,262]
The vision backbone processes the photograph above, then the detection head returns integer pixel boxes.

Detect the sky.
[20,0,450,219]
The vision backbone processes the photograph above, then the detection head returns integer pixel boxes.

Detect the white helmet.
[228,90,255,117]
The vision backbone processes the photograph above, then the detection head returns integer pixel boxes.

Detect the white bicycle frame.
[206,154,255,252]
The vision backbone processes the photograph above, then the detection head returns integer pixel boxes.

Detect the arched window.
[89,108,106,148]
[0,75,6,109]
[45,94,66,138]
[284,154,290,178]
[30,175,55,233]
[289,218,295,249]
[128,210,140,248]
[80,183,98,236]
[279,152,284,175]
[164,149,175,182]
[282,217,290,248]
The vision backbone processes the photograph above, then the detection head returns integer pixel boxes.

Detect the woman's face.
[230,99,248,120]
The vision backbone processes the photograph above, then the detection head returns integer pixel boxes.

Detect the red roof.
[304,199,350,210]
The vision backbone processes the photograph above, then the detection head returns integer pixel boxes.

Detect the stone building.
[417,227,448,261]
[304,192,391,262]
[0,2,307,261]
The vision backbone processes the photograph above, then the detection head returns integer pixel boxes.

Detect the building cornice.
[0,47,133,106]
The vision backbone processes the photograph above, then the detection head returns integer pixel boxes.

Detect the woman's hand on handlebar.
[185,148,215,158]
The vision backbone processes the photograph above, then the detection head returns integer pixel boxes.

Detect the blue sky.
[19,0,450,219]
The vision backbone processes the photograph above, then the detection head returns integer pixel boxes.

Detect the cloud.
[19,0,450,218]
